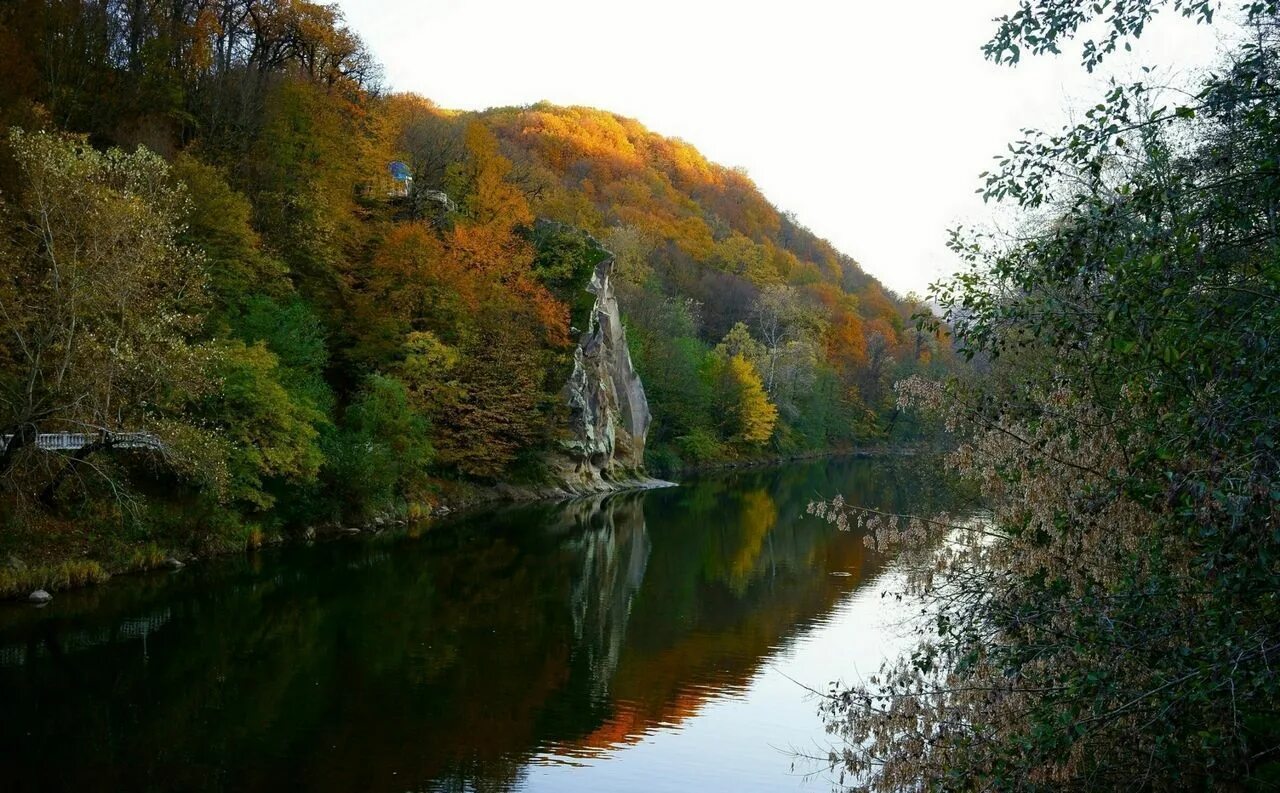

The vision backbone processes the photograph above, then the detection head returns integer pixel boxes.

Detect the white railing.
[0,431,164,453]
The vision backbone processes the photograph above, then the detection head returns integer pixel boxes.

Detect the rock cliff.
[549,252,660,494]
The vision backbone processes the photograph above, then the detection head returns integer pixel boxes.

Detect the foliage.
[985,0,1271,70]
[529,220,610,332]
[227,296,333,415]
[815,9,1280,790]
[329,374,433,519]
[720,355,778,445]
[0,0,949,569]
[205,341,324,511]
[424,314,552,479]
[0,128,211,507]
[171,154,289,304]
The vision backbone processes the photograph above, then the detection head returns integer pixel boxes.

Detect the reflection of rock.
[557,494,650,699]
[550,252,664,495]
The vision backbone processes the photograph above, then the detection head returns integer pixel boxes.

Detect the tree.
[815,5,1280,790]
[714,322,767,372]
[389,95,465,218]
[0,130,210,501]
[603,225,655,287]
[205,340,325,511]
[356,223,469,365]
[983,0,1241,71]
[751,284,825,413]
[228,295,335,417]
[723,354,777,445]
[424,311,550,479]
[710,232,774,285]
[455,121,534,232]
[858,317,899,408]
[172,154,289,305]
[330,374,433,518]
[624,292,715,462]
[826,309,868,375]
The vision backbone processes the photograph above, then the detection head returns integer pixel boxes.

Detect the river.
[0,456,962,792]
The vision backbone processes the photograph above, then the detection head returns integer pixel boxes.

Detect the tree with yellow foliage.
[726,355,777,445]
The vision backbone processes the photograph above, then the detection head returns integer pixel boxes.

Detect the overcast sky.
[340,0,1232,295]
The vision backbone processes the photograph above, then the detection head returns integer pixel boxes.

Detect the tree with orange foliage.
[826,309,869,375]
[860,317,900,407]
[456,122,534,230]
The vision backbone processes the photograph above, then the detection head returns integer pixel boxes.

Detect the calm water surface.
[0,457,961,792]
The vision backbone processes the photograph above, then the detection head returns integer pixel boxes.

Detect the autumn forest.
[0,0,948,589]
[6,1,1276,791]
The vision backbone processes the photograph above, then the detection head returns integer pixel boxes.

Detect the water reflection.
[565,494,650,702]
[0,456,964,793]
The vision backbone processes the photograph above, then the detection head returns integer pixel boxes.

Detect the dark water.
[0,457,960,792]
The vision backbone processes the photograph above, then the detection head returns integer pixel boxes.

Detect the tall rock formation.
[551,252,655,493]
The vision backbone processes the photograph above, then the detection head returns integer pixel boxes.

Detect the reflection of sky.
[521,564,916,792]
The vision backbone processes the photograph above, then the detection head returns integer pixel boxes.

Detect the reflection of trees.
[725,489,778,593]
[589,470,881,742]
[567,456,971,753]
[0,457,966,792]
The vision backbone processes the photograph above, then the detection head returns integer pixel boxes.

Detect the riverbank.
[666,444,918,477]
[0,473,674,602]
[0,447,906,602]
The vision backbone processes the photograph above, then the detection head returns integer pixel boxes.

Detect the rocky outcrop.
[549,252,664,495]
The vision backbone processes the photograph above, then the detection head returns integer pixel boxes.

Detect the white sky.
[339,0,1233,296]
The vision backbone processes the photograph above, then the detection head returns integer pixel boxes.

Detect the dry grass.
[123,543,169,571]
[0,559,110,599]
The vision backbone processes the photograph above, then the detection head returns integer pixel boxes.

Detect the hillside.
[397,99,955,469]
[0,1,951,587]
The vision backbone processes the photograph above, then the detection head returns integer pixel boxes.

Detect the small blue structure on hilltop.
[388,161,412,197]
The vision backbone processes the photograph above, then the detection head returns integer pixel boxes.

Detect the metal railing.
[0,431,164,453]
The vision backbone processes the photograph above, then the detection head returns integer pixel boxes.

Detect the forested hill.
[473,102,953,466]
[0,1,950,562]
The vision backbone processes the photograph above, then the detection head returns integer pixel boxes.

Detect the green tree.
[330,374,433,519]
[206,341,325,511]
[714,322,767,371]
[172,154,290,305]
[228,296,334,418]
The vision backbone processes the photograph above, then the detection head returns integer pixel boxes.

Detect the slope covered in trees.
[473,103,952,468]
[0,0,949,587]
